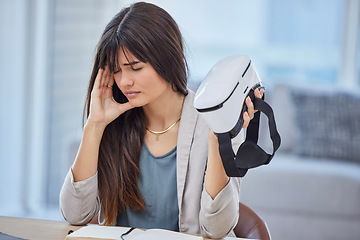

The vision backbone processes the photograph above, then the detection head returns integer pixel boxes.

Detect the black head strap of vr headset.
[217,90,281,177]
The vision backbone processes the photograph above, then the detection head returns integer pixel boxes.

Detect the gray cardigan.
[59,90,241,238]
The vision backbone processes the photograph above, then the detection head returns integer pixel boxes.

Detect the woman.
[59,2,263,238]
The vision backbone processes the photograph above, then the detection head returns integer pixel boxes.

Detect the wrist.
[84,119,107,133]
[208,131,219,151]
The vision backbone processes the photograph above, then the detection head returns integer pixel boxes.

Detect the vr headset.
[194,55,281,177]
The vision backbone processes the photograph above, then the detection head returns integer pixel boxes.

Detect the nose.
[115,71,134,88]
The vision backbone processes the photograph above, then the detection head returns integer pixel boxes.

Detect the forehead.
[118,47,139,64]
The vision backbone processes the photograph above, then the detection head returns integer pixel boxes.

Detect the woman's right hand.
[87,67,134,128]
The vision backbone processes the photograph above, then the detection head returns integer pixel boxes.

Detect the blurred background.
[1,0,359,239]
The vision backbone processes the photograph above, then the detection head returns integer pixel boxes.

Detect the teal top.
[116,143,179,231]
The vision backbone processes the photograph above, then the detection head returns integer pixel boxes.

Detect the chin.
[127,99,147,108]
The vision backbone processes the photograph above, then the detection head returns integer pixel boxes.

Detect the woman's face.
[113,48,171,107]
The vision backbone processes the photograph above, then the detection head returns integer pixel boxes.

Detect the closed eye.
[132,67,143,72]
[123,61,143,72]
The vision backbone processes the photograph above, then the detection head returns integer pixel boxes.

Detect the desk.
[0,216,82,240]
[0,216,234,240]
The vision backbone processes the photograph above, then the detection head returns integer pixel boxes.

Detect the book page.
[66,225,204,240]
[131,229,203,240]
[65,225,144,240]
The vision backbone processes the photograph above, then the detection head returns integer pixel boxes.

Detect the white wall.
[0,0,28,216]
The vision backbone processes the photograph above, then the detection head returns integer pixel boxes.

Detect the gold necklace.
[146,117,181,141]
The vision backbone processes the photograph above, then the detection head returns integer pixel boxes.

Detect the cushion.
[241,153,360,218]
[291,88,360,163]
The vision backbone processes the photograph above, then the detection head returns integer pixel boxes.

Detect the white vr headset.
[194,55,281,177]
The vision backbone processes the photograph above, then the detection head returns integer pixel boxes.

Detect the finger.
[252,88,264,113]
[259,88,264,97]
[94,68,104,90]
[106,73,115,91]
[245,96,254,119]
[254,88,263,99]
[108,73,115,88]
[104,68,115,91]
[102,66,110,88]
[242,111,250,128]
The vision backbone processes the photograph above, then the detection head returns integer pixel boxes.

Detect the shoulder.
[181,89,208,130]
[182,89,195,112]
[178,89,209,146]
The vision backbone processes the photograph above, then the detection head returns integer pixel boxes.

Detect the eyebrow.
[123,61,140,66]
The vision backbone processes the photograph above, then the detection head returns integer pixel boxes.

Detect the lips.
[124,90,141,98]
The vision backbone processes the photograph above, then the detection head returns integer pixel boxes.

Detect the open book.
[65,225,203,240]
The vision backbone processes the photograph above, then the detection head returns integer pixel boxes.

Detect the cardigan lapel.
[176,90,198,209]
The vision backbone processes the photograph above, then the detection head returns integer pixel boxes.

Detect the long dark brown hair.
[84,2,188,225]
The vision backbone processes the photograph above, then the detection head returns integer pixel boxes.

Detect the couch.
[239,83,360,240]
